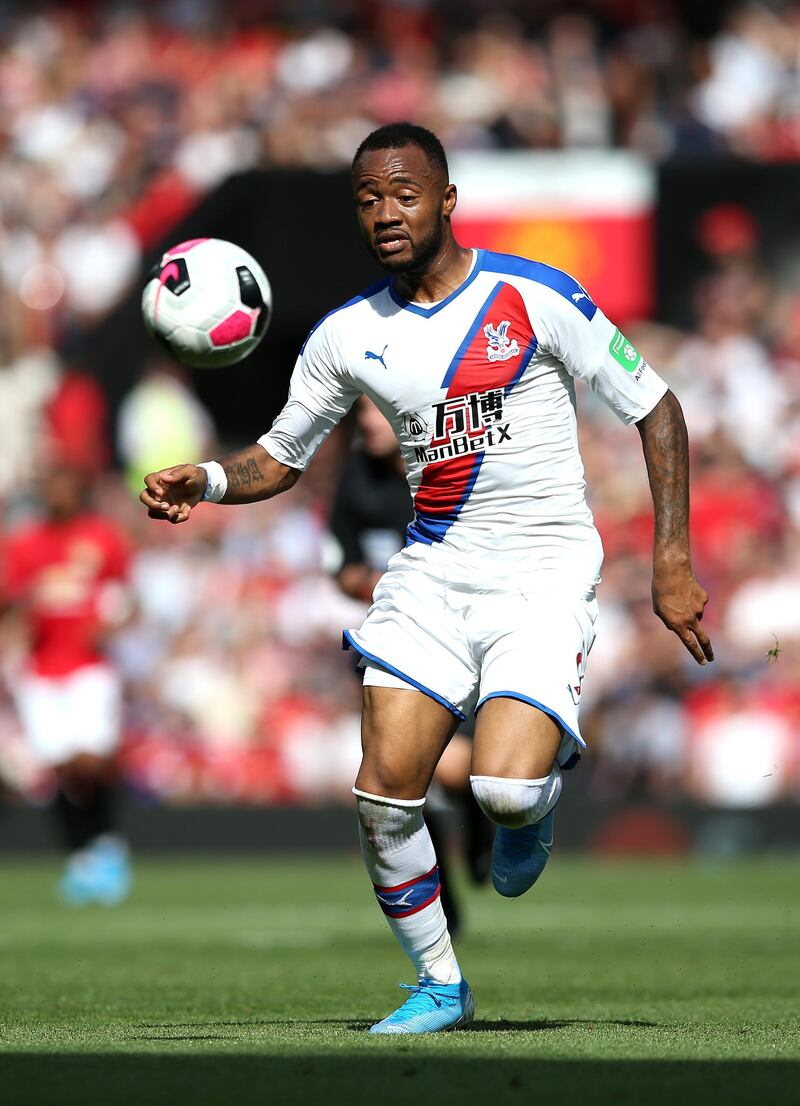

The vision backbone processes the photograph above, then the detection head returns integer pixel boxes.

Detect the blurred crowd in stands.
[0,0,799,811]
[5,2,800,319]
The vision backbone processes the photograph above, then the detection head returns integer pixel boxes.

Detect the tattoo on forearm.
[638,391,690,555]
[214,444,298,503]
[224,457,264,491]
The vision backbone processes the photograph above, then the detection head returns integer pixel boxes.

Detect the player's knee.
[470,767,562,829]
[354,788,425,850]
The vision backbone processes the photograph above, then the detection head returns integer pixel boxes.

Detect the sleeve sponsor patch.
[609,328,643,373]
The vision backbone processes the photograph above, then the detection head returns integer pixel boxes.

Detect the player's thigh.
[356,685,459,799]
[14,675,74,766]
[471,697,562,779]
[470,585,597,779]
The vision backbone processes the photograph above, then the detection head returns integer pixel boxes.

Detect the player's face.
[42,469,86,520]
[353,145,456,273]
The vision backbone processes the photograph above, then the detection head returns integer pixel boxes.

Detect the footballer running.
[140,122,714,1034]
[3,467,133,904]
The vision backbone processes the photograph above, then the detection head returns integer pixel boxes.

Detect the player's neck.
[47,509,80,525]
[393,242,473,305]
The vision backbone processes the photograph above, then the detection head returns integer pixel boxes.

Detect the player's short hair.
[352,123,449,179]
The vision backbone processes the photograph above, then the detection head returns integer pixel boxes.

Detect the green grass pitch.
[1,854,798,1105]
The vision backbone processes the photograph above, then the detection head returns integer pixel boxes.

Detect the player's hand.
[652,562,714,665]
[140,464,207,524]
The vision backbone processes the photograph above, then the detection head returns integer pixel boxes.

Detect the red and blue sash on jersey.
[408,281,537,545]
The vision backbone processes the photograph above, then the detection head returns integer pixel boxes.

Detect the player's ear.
[442,183,457,219]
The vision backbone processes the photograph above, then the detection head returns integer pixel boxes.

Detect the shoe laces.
[399,980,445,1009]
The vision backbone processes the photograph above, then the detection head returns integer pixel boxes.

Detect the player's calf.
[355,787,473,1032]
[354,788,462,986]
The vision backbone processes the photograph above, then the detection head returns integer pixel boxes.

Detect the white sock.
[470,768,562,829]
[354,788,461,985]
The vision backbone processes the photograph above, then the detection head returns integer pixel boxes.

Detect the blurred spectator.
[685,678,798,807]
[116,360,216,495]
[44,369,109,476]
[0,294,60,504]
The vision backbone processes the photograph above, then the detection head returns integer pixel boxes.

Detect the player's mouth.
[375,234,409,256]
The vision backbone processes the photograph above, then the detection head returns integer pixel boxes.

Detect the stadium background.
[0,0,799,855]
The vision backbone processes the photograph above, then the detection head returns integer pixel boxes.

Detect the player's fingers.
[143,472,165,498]
[678,626,707,665]
[693,621,715,662]
[140,488,169,511]
[167,502,192,524]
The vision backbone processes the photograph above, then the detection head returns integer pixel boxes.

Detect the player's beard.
[370,216,444,273]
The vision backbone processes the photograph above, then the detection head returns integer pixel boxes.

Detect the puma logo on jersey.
[484,320,520,362]
[572,291,588,303]
[364,344,389,370]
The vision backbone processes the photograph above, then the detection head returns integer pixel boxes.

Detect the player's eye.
[399,195,416,204]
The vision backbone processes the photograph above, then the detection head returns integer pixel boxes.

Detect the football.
[141,237,272,369]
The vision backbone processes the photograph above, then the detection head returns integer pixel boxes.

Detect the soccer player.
[1,466,133,904]
[140,123,713,1033]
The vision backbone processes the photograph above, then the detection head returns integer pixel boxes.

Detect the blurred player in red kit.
[1,467,133,904]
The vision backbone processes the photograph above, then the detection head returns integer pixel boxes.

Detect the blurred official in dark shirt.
[330,397,410,603]
[330,398,492,935]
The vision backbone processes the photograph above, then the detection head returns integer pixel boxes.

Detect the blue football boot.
[88,836,133,906]
[491,808,555,898]
[57,848,97,906]
[369,978,475,1035]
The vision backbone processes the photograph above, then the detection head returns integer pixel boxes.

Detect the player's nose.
[373,199,403,227]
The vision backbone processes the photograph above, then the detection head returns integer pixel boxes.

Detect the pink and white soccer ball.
[142,237,272,369]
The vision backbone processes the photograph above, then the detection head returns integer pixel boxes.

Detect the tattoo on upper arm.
[224,457,264,491]
[639,392,689,550]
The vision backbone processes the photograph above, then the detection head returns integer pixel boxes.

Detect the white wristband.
[198,461,227,503]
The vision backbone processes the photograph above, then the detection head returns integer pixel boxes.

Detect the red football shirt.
[1,514,129,677]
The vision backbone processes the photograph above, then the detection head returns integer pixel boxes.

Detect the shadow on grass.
[0,1054,797,1106]
[135,1017,658,1034]
[464,1018,659,1032]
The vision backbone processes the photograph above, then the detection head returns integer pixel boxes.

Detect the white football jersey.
[260,250,667,579]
